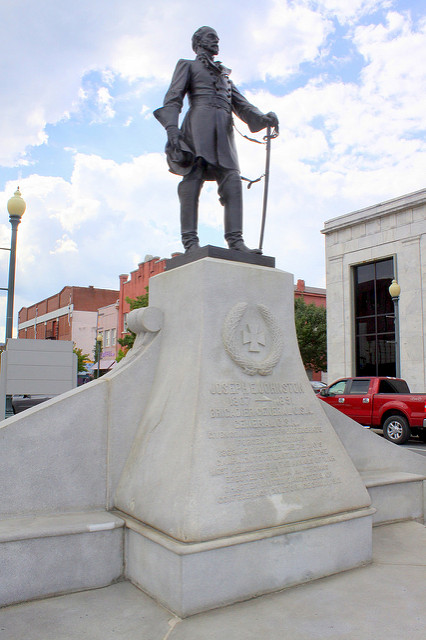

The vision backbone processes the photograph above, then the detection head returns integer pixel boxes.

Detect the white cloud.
[94,87,116,122]
[0,150,183,306]
[50,235,79,255]
[243,9,426,176]
[248,1,333,81]
[313,0,393,24]
[354,11,426,106]
[0,297,7,341]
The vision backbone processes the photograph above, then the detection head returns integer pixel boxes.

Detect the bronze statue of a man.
[154,26,279,254]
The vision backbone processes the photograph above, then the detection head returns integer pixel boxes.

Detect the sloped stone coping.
[0,511,124,543]
[360,471,426,487]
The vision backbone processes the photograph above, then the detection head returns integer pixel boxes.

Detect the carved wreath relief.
[222,303,284,376]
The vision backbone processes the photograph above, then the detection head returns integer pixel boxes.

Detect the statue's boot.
[228,238,262,254]
[220,171,262,254]
[178,176,203,252]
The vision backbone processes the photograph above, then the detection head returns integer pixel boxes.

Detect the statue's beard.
[198,45,219,57]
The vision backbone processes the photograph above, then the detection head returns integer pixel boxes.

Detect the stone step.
[0,511,124,608]
[361,471,426,525]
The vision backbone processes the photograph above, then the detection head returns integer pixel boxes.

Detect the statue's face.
[198,29,219,56]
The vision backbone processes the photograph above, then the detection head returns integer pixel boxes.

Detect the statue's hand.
[166,125,182,148]
[264,112,279,129]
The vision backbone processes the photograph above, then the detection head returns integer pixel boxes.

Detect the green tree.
[116,287,149,362]
[73,345,90,372]
[294,297,327,373]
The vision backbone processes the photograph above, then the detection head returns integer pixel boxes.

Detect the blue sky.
[0,0,425,339]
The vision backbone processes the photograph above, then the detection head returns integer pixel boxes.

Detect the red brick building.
[294,279,326,308]
[18,286,119,359]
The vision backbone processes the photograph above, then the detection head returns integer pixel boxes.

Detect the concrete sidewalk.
[1,521,425,640]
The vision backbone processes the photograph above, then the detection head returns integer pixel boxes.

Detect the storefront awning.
[87,359,116,372]
[98,359,116,370]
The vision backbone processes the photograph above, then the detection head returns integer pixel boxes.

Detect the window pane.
[377,335,395,376]
[356,317,375,335]
[376,259,394,280]
[328,380,347,395]
[349,379,371,394]
[379,379,409,393]
[377,315,394,333]
[376,271,394,314]
[356,263,375,283]
[355,273,375,317]
[356,335,376,376]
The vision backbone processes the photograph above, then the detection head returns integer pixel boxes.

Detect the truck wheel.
[419,431,426,443]
[382,415,410,444]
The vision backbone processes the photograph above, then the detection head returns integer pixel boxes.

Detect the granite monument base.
[114,258,374,616]
[119,508,373,617]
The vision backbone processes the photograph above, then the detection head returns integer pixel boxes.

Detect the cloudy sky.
[0,0,425,339]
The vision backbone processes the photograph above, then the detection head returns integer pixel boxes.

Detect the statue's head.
[192,26,219,56]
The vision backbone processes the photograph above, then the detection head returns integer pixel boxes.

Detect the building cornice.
[18,304,74,330]
[321,188,426,235]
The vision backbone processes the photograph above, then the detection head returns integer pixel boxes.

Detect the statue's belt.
[189,96,232,112]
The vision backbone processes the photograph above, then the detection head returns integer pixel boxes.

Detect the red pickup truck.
[318,377,426,445]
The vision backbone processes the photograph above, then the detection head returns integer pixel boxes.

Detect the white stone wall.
[323,189,426,391]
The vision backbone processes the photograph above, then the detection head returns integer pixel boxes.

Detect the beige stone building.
[322,188,426,392]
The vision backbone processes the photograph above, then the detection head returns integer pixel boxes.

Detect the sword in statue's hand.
[259,120,279,253]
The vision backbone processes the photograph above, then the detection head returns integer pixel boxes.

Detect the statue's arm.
[153,59,191,129]
[231,83,279,133]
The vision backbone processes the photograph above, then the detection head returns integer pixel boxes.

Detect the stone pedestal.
[114,258,373,616]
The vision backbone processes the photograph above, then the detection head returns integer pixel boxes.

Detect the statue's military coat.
[154,56,268,176]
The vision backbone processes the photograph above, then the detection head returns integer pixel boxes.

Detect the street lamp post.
[389,279,401,378]
[2,188,26,418]
[5,188,26,340]
[96,334,103,378]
